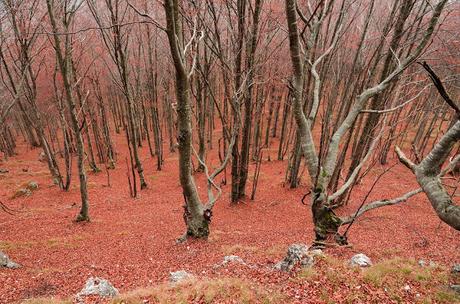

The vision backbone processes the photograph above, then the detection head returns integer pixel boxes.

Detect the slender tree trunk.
[165,0,210,238]
[46,0,89,222]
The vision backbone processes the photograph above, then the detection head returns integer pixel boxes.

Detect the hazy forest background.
[0,0,459,303]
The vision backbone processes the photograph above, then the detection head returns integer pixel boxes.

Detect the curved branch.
[329,119,385,202]
[395,146,416,171]
[317,0,448,190]
[418,61,460,117]
[340,188,423,225]
[414,121,460,230]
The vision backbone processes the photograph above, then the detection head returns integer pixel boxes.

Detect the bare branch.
[419,61,460,117]
[328,118,385,202]
[126,0,166,32]
[360,84,431,114]
[395,146,416,172]
[340,188,423,225]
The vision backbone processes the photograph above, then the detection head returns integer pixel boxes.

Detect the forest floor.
[0,134,459,303]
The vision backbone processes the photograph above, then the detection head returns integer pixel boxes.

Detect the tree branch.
[418,61,460,118]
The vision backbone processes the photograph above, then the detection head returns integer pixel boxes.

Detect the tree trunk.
[164,0,210,238]
[46,0,89,222]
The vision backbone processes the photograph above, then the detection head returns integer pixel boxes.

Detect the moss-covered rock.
[26,181,39,190]
[12,188,32,199]
[0,251,21,269]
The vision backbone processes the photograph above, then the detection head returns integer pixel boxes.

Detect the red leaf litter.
[0,135,459,303]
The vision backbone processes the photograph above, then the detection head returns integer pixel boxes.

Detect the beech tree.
[46,0,90,221]
[284,0,449,244]
[162,0,242,239]
[0,0,64,187]
[87,0,148,190]
[396,63,460,231]
[0,0,456,239]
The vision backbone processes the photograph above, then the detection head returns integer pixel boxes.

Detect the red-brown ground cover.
[0,135,459,303]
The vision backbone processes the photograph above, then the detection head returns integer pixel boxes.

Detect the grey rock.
[12,188,32,199]
[419,259,436,268]
[76,277,118,298]
[308,249,325,258]
[1,252,10,265]
[0,251,21,269]
[214,255,246,268]
[27,181,39,190]
[274,244,314,271]
[13,182,38,198]
[223,255,244,264]
[169,270,194,283]
[450,284,460,294]
[5,260,20,269]
[0,168,8,174]
[350,253,372,267]
[452,264,460,274]
[38,151,46,162]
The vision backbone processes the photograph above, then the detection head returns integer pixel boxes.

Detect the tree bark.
[46,0,89,222]
[164,0,209,238]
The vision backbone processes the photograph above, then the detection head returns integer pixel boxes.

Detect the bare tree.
[396,63,459,230]
[285,0,449,244]
[46,0,90,221]
[87,0,148,189]
[164,0,212,238]
[0,0,64,187]
[163,0,240,239]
